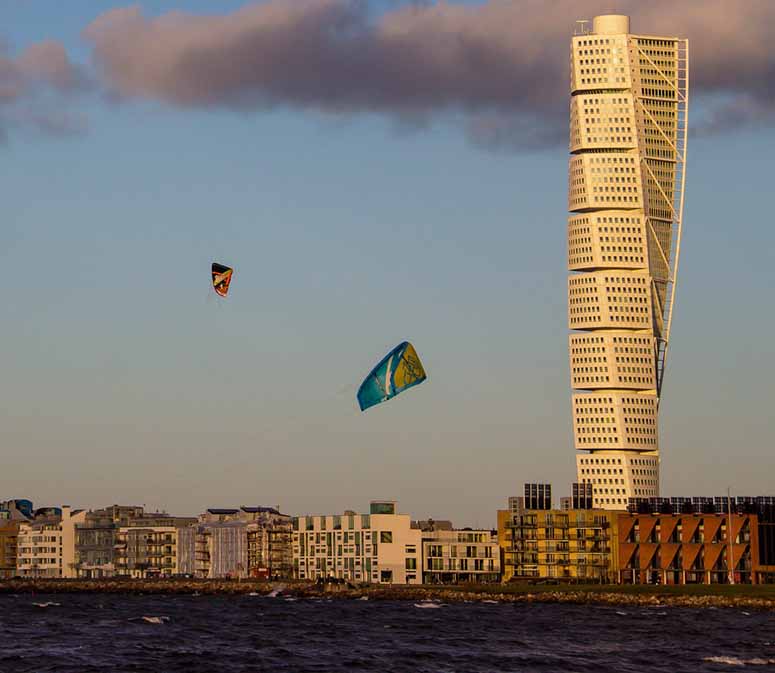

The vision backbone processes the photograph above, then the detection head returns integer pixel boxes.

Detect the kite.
[357,341,427,412]
[211,263,233,298]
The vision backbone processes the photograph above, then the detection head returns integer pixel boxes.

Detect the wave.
[128,615,170,624]
[703,656,775,666]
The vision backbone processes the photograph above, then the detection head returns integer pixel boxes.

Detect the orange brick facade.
[617,513,757,584]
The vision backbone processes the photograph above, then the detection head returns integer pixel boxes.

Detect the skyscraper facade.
[567,15,688,509]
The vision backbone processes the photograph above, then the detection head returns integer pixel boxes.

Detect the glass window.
[370,502,396,515]
[380,531,393,544]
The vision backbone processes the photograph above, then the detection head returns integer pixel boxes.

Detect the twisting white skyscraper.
[567,15,688,509]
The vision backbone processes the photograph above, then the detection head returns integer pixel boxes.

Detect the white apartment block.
[16,507,86,578]
[568,14,688,508]
[16,519,62,578]
[422,530,500,584]
[293,501,421,585]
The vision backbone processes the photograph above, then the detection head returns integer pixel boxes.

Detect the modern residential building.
[499,491,774,585]
[501,507,619,582]
[246,520,293,580]
[114,513,197,578]
[293,501,422,584]
[194,521,248,579]
[16,507,87,578]
[194,506,293,579]
[421,529,500,584]
[75,505,145,578]
[622,496,775,584]
[568,14,689,508]
[496,509,512,581]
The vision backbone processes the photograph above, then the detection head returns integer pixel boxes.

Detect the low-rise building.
[618,497,774,585]
[293,501,422,584]
[421,529,500,584]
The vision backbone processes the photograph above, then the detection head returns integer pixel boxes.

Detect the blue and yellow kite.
[357,341,427,412]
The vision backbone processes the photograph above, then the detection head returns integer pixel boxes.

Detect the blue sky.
[1,1,773,525]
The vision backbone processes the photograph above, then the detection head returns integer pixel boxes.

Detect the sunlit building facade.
[293,501,422,585]
[568,15,688,508]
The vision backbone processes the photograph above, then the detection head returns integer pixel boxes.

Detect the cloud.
[80,0,775,150]
[17,41,90,93]
[0,39,90,142]
[7,0,775,149]
[82,1,562,115]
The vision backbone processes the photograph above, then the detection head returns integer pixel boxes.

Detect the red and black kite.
[211,262,233,298]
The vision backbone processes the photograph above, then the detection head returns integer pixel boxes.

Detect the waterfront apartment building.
[114,514,197,578]
[421,529,500,584]
[75,505,145,578]
[568,14,689,508]
[621,497,775,585]
[293,501,422,584]
[618,510,755,585]
[16,507,87,578]
[194,521,248,579]
[193,507,293,579]
[498,490,774,585]
[500,507,619,583]
[247,522,293,580]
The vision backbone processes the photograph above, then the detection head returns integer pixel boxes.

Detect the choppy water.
[1,594,774,672]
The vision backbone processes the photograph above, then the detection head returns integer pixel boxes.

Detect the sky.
[1,1,773,526]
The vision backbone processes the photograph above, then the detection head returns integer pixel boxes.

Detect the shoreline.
[2,579,775,610]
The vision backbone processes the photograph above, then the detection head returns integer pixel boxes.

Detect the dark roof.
[207,508,239,515]
[240,506,280,515]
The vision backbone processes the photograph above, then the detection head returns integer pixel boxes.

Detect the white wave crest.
[703,656,775,666]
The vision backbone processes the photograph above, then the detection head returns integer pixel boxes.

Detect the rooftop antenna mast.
[575,20,590,35]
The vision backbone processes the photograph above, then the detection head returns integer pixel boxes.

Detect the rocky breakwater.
[0,578,297,596]
[313,586,775,611]
[2,579,775,610]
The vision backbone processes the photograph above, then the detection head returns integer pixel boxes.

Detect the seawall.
[2,579,775,610]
